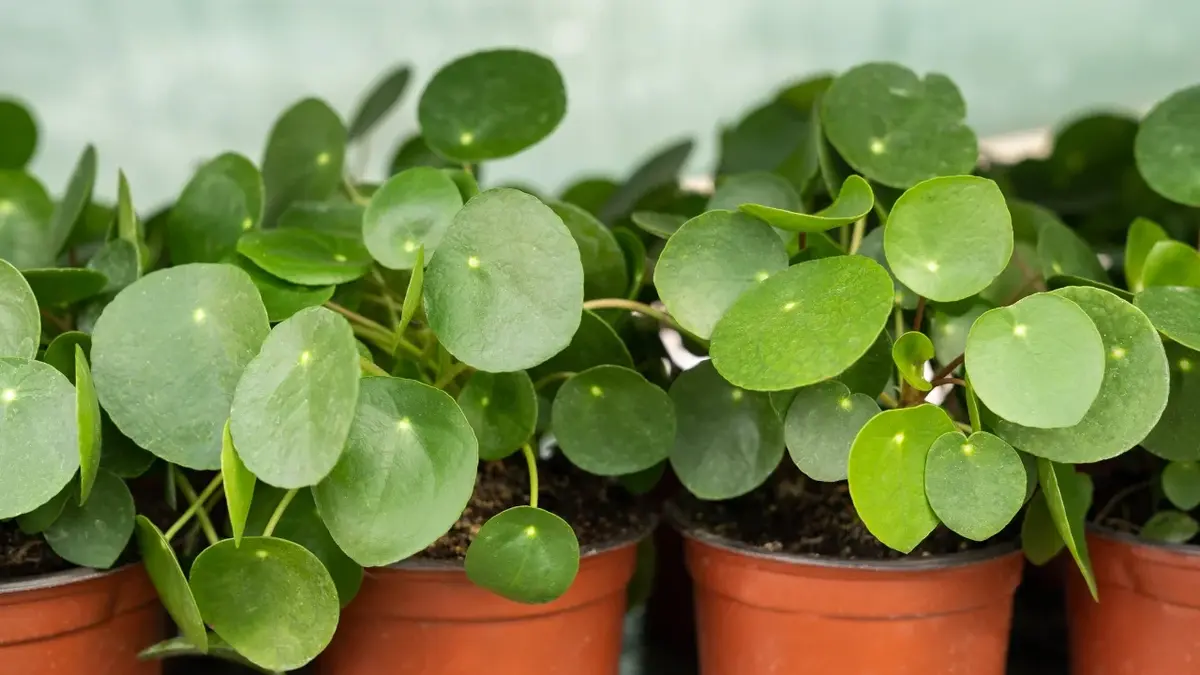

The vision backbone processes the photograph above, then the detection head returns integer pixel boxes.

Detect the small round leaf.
[1142,511,1200,544]
[0,169,54,269]
[784,381,878,482]
[0,258,39,358]
[363,167,462,270]
[1163,461,1200,511]
[0,99,37,169]
[262,98,346,224]
[836,328,894,398]
[168,153,263,264]
[44,470,134,568]
[892,331,935,392]
[464,506,580,603]
[0,358,78,518]
[1137,285,1200,351]
[1141,240,1200,288]
[237,229,372,286]
[527,309,633,385]
[925,431,1026,541]
[1135,84,1200,206]
[457,370,537,461]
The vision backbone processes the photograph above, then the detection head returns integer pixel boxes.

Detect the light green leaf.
[221,420,256,546]
[551,201,627,301]
[424,188,583,372]
[1134,84,1200,206]
[1126,217,1169,292]
[560,177,617,216]
[929,301,989,367]
[0,258,39,358]
[237,229,372,286]
[710,255,894,391]
[892,331,935,391]
[1163,461,1200,511]
[0,358,78,518]
[458,370,537,461]
[418,49,565,162]
[313,376,478,566]
[739,174,874,232]
[262,98,346,224]
[1136,285,1200,352]
[655,210,788,339]
[231,306,359,488]
[884,176,1013,301]
[92,264,270,469]
[0,169,54,268]
[47,145,97,255]
[821,63,976,188]
[1036,214,1110,284]
[21,268,107,307]
[168,153,263,264]
[0,99,37,169]
[1143,343,1200,461]
[925,431,1025,541]
[965,292,1105,429]
[669,360,783,499]
[599,139,693,224]
[136,516,208,653]
[1142,510,1200,544]
[115,171,140,248]
[348,65,411,141]
[44,469,133,568]
[231,255,334,323]
[631,211,686,239]
[1141,240,1200,289]
[847,404,956,552]
[399,245,424,330]
[995,287,1169,462]
[190,537,339,671]
[784,380,877,482]
[363,167,462,270]
[464,506,579,603]
[75,345,101,504]
[1038,459,1097,599]
[553,365,674,476]
[1022,490,1065,565]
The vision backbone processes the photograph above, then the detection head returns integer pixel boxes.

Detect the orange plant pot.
[0,565,163,675]
[684,532,1024,675]
[1068,529,1200,674]
[317,542,637,675]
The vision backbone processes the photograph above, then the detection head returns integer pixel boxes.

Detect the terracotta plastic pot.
[317,540,639,675]
[683,531,1024,675]
[0,564,163,674]
[1068,528,1200,674]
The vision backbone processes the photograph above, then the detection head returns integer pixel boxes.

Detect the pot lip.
[385,514,658,572]
[1088,522,1200,558]
[666,501,1019,571]
[0,563,135,596]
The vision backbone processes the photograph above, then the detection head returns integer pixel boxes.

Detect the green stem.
[173,469,221,546]
[582,298,701,343]
[848,217,866,255]
[839,223,850,249]
[433,362,474,390]
[164,473,224,541]
[964,375,982,434]
[370,268,401,330]
[521,443,539,509]
[533,371,575,391]
[263,489,299,537]
[343,176,369,206]
[360,357,389,377]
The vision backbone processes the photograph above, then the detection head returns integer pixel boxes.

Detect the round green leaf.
[278,201,363,239]
[965,292,1105,429]
[16,479,72,535]
[1036,214,1110,284]
[669,360,783,498]
[598,139,693,225]
[821,63,977,188]
[75,345,102,503]
[553,365,674,476]
[231,306,359,488]
[92,264,270,469]
[994,287,1169,462]
[1163,461,1200,511]
[884,176,1012,301]
[560,177,617,217]
[44,470,134,568]
[892,331,935,392]
[0,99,36,169]
[464,506,580,603]
[856,225,918,309]
[1135,84,1200,206]
[847,404,956,552]
[87,238,141,293]
[1144,343,1200,461]
[231,256,334,323]
[740,174,874,232]
[1022,489,1065,565]
[99,415,155,478]
[1126,217,1169,293]
[655,210,788,339]
[136,516,207,652]
[190,537,339,671]
[221,420,256,546]
[707,172,800,213]
[443,168,480,202]
[1141,240,1200,288]
[363,167,462,270]
[42,332,90,382]
[783,380,878,482]
[418,49,566,162]
[835,328,893,398]
[925,431,1025,541]
[0,258,39,358]
[262,98,346,224]
[168,153,263,264]
[527,309,633,385]
[631,211,686,239]
[0,358,78,518]
[313,376,478,566]
[710,255,894,391]
[1142,510,1200,544]
[1038,460,1096,598]
[0,169,54,268]
[929,301,990,367]
[1137,286,1200,351]
[21,268,107,307]
[389,133,456,175]
[424,188,583,372]
[458,370,537,461]
[47,145,97,255]
[348,65,411,141]
[237,229,372,286]
[551,201,627,300]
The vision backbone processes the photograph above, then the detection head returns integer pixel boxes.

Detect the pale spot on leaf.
[523,525,537,538]
[869,138,886,155]
[396,417,412,431]
[755,271,770,282]
[467,255,481,269]
[1,388,15,403]
[1052,262,1064,274]
[1110,346,1127,360]
[299,350,312,366]
[1013,324,1028,338]
[783,301,797,312]
[460,131,476,146]
[333,254,348,262]
[590,385,603,397]
[1181,358,1194,373]
[193,308,207,324]
[962,443,975,456]
[404,240,417,253]
[241,217,253,231]
[893,432,905,445]
[838,397,852,411]
[925,261,940,273]
[731,389,744,402]
[255,549,269,559]
[480,396,490,407]
[0,201,13,215]
[316,152,331,167]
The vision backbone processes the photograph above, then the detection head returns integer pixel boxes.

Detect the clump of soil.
[421,452,653,560]
[675,464,1003,560]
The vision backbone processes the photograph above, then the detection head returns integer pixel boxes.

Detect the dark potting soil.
[675,464,1003,560]
[420,452,653,560]
[1088,452,1168,537]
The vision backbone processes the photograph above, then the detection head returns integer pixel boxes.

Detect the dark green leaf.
[348,65,411,141]
[47,145,97,255]
[99,415,156,478]
[16,479,71,535]
[139,634,265,673]
[238,229,371,286]
[599,139,693,225]
[388,133,455,176]
[784,380,877,482]
[21,268,107,307]
[1142,510,1200,544]
[0,99,37,169]
[551,201,627,300]
[232,256,334,323]
[1143,343,1200,461]
[836,328,893,398]
[464,506,579,603]
[44,470,133,568]
[527,310,633,385]
[613,227,646,298]
[1163,461,1200,511]
[929,301,989,367]
[561,177,617,217]
[458,371,537,460]
[277,201,363,239]
[87,238,141,293]
[1022,490,1065,565]
[168,153,263,264]
[631,211,686,239]
[925,431,1025,541]
[262,98,346,224]
[1036,214,1110,284]
[707,172,800,214]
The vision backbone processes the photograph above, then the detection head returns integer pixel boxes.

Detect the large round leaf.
[655,210,788,339]
[1135,84,1200,206]
[994,287,1169,462]
[1137,286,1200,352]
[551,201,627,300]
[0,99,36,169]
[190,537,339,671]
[0,169,54,269]
[526,309,633,385]
[44,470,134,568]
[821,63,977,188]
[0,258,38,358]
[847,404,956,553]
[232,256,334,322]
[168,153,262,264]
[91,264,270,469]
[313,376,478,566]
[739,174,874,232]
[784,380,878,482]
[0,358,78,518]
[710,255,894,391]
[237,229,372,286]
[262,98,346,224]
[46,145,97,255]
[965,292,1105,429]
[553,366,674,476]
[464,506,579,603]
[457,370,537,461]
[925,431,1025,541]
[418,49,566,162]
[21,268,107,307]
[669,360,784,499]
[231,306,359,488]
[884,176,1012,301]
[1143,343,1200,461]
[135,516,207,652]
[363,167,462,270]
[424,188,583,372]
[1143,511,1200,544]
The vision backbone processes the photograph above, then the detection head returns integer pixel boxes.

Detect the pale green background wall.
[1,0,1195,206]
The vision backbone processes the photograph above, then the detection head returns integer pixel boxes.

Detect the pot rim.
[386,514,658,572]
[0,563,134,596]
[1088,522,1200,558]
[666,500,1019,571]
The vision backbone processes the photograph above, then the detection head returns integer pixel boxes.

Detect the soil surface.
[1088,453,1167,536]
[420,452,653,560]
[674,464,1003,560]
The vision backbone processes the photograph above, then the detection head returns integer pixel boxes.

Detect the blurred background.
[2,0,1196,206]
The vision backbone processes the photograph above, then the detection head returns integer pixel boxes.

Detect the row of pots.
[0,526,1193,674]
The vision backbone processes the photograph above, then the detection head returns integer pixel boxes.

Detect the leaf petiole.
[263,489,299,538]
[171,469,223,545]
[521,443,539,510]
